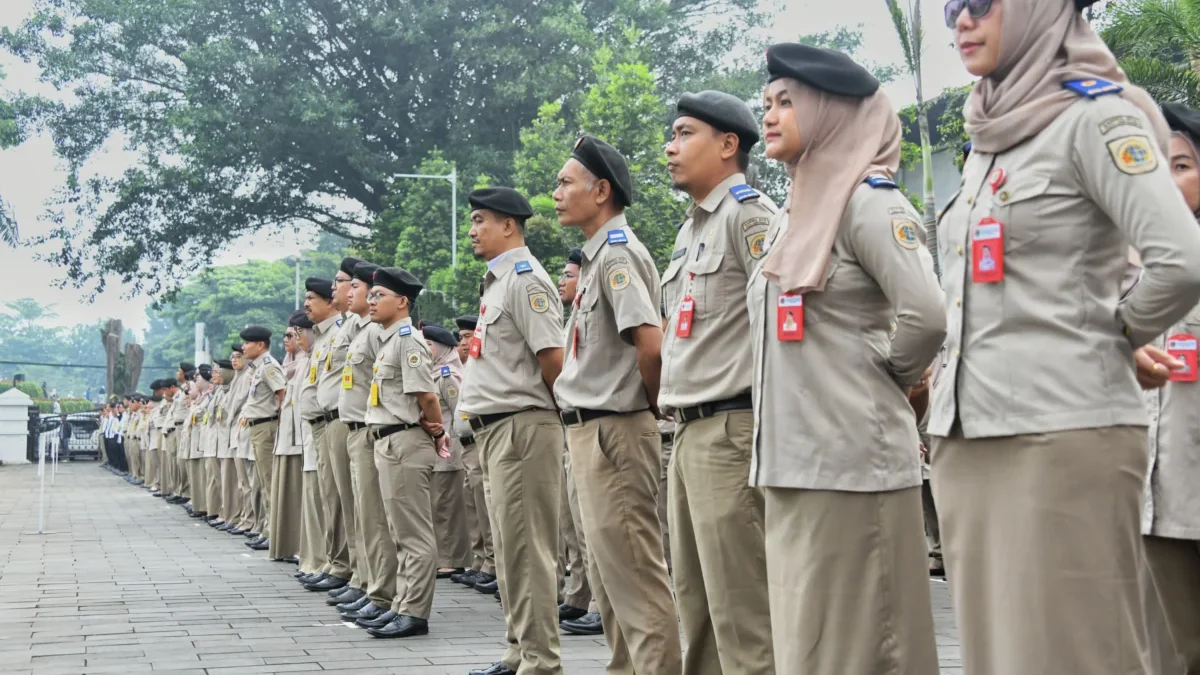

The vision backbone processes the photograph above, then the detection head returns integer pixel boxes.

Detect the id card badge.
[341,352,354,389]
[777,293,804,341]
[308,361,318,384]
[676,296,695,338]
[325,350,333,372]
[971,217,1004,283]
[1167,333,1199,382]
[369,381,380,406]
[470,305,485,359]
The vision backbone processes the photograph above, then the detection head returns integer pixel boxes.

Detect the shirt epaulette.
[1063,78,1123,98]
[730,184,760,203]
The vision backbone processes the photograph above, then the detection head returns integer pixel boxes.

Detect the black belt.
[467,410,522,433]
[560,408,626,427]
[306,409,340,427]
[675,393,753,424]
[247,415,278,427]
[163,428,175,436]
[369,423,419,441]
[460,434,476,446]
[345,421,368,431]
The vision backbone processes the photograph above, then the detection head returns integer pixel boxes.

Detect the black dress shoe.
[245,530,260,538]
[356,609,397,629]
[337,595,372,613]
[249,539,270,551]
[305,575,349,592]
[468,662,517,675]
[299,572,327,585]
[151,491,163,497]
[245,537,265,547]
[284,556,299,565]
[189,511,207,519]
[327,587,364,605]
[294,570,309,578]
[368,614,428,639]
[450,569,478,585]
[342,601,386,621]
[561,612,603,636]
[329,584,357,598]
[228,527,246,535]
[437,567,464,579]
[474,578,499,594]
[558,603,588,623]
[495,590,501,601]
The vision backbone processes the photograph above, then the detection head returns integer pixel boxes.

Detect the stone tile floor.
[0,461,961,674]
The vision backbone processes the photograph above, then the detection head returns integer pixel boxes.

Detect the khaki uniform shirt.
[434,364,464,472]
[275,355,307,457]
[930,95,1200,438]
[747,183,945,492]
[338,314,381,424]
[1143,300,1200,539]
[223,369,252,460]
[556,216,662,412]
[317,314,351,413]
[242,353,287,420]
[178,397,195,459]
[660,174,778,410]
[459,247,562,416]
[300,314,341,419]
[366,318,435,427]
[213,386,232,459]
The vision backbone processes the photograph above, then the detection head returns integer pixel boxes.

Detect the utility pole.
[394,167,458,267]
[287,255,309,310]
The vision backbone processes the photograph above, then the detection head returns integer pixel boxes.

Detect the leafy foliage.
[1101,0,1200,106]
[0,299,133,398]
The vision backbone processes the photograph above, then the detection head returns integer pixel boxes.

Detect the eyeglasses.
[944,0,993,27]
[285,332,297,339]
[560,271,578,280]
[333,276,351,285]
[367,291,401,302]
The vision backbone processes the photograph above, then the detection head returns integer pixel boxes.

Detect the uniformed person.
[220,344,255,535]
[459,186,565,675]
[145,380,165,494]
[268,311,311,560]
[334,261,401,625]
[200,367,223,523]
[932,3,1200,673]
[123,397,142,484]
[187,365,214,518]
[659,89,778,674]
[240,325,287,549]
[753,44,944,675]
[449,314,497,593]
[423,324,472,578]
[363,266,443,639]
[207,359,235,529]
[298,376,327,578]
[161,376,185,502]
[553,136,683,674]
[171,363,194,505]
[1141,101,1200,673]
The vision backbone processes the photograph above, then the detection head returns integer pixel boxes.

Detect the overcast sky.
[0,0,972,336]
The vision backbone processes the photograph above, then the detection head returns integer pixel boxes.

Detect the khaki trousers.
[932,427,1151,675]
[189,458,205,512]
[375,427,437,619]
[268,454,303,560]
[477,409,563,674]
[177,451,191,498]
[313,420,353,581]
[566,410,682,675]
[204,457,220,516]
[127,439,140,479]
[300,470,327,574]
[348,426,398,608]
[219,458,240,523]
[559,444,591,611]
[765,486,936,675]
[250,421,277,530]
[658,432,672,571]
[431,469,472,569]
[672,412,773,675]
[1145,535,1200,673]
[147,447,159,489]
[328,420,360,585]
[160,433,176,495]
[462,442,495,576]
[234,458,255,530]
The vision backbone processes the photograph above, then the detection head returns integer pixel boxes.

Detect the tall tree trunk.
[916,103,940,281]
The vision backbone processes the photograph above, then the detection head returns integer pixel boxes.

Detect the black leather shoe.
[450,569,478,585]
[367,614,428,639]
[249,538,270,551]
[228,527,246,535]
[305,575,348,592]
[294,570,309,578]
[327,587,364,605]
[437,567,464,579]
[342,601,386,621]
[245,537,265,547]
[494,590,501,601]
[474,578,499,594]
[245,530,260,538]
[284,556,299,565]
[337,595,372,613]
[468,662,517,675]
[561,612,603,636]
[356,609,397,629]
[151,491,163,497]
[299,572,327,585]
[189,511,207,519]
[558,603,587,623]
[329,584,357,598]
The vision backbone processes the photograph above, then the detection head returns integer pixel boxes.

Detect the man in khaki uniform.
[423,324,472,578]
[362,266,444,639]
[460,187,565,675]
[206,360,235,528]
[240,325,287,549]
[170,364,194,506]
[335,261,400,624]
[553,136,683,674]
[659,91,777,674]
[268,310,311,558]
[450,315,497,592]
[218,344,254,534]
[145,381,166,495]
[159,379,184,501]
[123,399,142,484]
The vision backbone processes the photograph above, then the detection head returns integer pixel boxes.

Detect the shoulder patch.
[399,325,412,336]
[1106,135,1158,175]
[1063,78,1123,98]
[671,247,687,260]
[514,260,533,274]
[606,229,628,246]
[440,365,451,378]
[729,184,759,203]
[608,267,631,291]
[1099,115,1144,135]
[892,219,920,250]
[745,232,767,259]
[407,351,422,368]
[865,175,898,189]
[741,216,769,232]
[528,291,550,313]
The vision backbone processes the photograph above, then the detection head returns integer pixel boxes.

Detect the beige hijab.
[965,0,1169,153]
[762,80,902,294]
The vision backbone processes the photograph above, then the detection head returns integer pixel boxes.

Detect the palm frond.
[1103,0,1200,60]
[885,0,917,74]
[1119,55,1200,106]
[0,200,17,246]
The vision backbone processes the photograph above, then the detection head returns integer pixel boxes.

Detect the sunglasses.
[944,0,993,28]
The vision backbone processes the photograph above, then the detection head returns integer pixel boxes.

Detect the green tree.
[1101,0,1200,106]
[0,67,18,246]
[0,299,110,396]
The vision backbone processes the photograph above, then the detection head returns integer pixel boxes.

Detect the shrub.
[0,380,46,398]
[33,399,96,415]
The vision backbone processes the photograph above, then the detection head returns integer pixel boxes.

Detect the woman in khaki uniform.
[422,324,472,578]
[749,44,945,675]
[931,2,1200,674]
[267,311,310,560]
[1142,102,1200,674]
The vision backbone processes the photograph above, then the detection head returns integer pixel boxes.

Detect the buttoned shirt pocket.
[577,282,602,347]
[479,303,505,358]
[375,363,399,405]
[798,254,843,326]
[991,175,1051,256]
[660,255,686,317]
[684,249,726,320]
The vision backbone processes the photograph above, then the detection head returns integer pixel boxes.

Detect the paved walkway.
[0,461,962,674]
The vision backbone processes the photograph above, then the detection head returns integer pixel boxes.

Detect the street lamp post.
[287,255,310,310]
[394,167,458,268]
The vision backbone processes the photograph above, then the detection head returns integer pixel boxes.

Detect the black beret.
[423,324,459,348]
[468,187,534,220]
[179,361,195,375]
[373,267,424,300]
[339,256,365,277]
[150,394,163,403]
[353,261,381,285]
[766,43,879,99]
[455,315,478,332]
[289,309,314,329]
[240,325,272,343]
[197,364,213,381]
[567,248,583,266]
[1076,0,1099,7]
[304,276,333,300]
[572,136,633,208]
[230,342,244,354]
[1163,102,1200,142]
[675,90,760,151]
[214,359,233,369]
[149,379,162,391]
